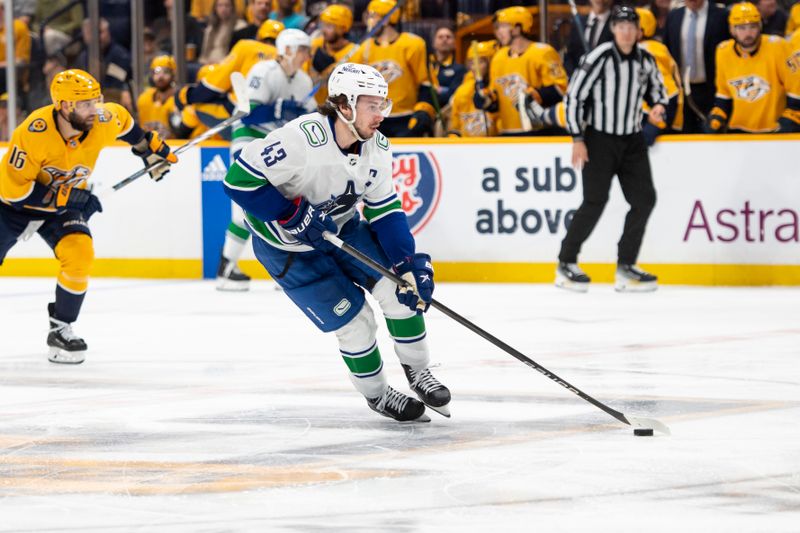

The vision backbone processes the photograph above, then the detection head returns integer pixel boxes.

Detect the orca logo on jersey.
[320,180,360,218]
[392,152,442,235]
[729,75,771,102]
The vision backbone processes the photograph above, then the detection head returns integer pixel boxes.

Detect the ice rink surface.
[1,277,799,532]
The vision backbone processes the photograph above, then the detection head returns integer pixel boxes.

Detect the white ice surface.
[1,278,799,532]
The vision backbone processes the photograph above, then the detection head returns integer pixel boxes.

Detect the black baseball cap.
[611,5,640,24]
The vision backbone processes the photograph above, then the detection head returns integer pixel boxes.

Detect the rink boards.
[2,135,799,285]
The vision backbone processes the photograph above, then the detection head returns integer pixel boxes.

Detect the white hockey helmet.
[327,63,392,141]
[276,28,311,56]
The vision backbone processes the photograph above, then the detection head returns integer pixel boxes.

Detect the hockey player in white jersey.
[223,63,450,422]
[217,28,316,291]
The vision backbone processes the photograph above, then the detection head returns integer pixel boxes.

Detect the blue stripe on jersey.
[340,341,378,357]
[236,155,266,178]
[364,194,398,208]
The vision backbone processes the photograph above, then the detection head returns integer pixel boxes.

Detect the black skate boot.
[367,386,430,423]
[47,303,86,364]
[402,364,451,418]
[216,254,251,292]
[615,264,657,293]
[555,262,591,292]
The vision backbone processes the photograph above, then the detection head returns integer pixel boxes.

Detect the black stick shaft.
[324,233,631,427]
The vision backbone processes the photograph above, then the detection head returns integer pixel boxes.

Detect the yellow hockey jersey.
[0,103,134,213]
[449,74,498,137]
[715,35,790,132]
[202,39,278,94]
[787,30,800,102]
[308,36,356,105]
[489,42,568,133]
[640,38,684,130]
[137,87,176,139]
[179,102,229,140]
[356,32,430,116]
[787,4,800,36]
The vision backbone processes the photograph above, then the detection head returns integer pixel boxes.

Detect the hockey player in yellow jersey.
[172,65,231,140]
[475,6,567,135]
[0,70,177,364]
[174,19,284,112]
[137,55,178,139]
[308,4,356,105]
[448,40,499,137]
[786,3,800,35]
[709,3,800,133]
[784,29,800,127]
[357,0,437,137]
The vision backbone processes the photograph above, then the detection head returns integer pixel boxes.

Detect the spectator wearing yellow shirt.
[137,56,178,140]
[448,40,499,137]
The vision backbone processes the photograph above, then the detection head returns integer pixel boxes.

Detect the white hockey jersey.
[231,60,316,155]
[224,112,401,252]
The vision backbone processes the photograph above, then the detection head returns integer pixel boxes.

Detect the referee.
[555,5,668,293]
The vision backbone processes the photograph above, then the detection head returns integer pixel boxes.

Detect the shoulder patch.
[28,118,48,133]
[299,120,328,147]
[97,108,112,123]
[375,131,389,151]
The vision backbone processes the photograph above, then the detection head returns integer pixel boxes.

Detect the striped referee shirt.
[565,41,668,139]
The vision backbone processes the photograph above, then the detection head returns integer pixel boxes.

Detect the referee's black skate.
[47,303,86,364]
[615,264,657,293]
[555,262,591,292]
[216,254,251,292]
[367,386,430,423]
[403,364,451,418]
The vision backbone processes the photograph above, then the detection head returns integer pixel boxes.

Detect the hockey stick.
[683,67,708,123]
[99,72,250,197]
[567,0,590,54]
[322,231,671,435]
[303,0,405,103]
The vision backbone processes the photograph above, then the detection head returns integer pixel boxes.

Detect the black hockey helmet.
[611,5,640,25]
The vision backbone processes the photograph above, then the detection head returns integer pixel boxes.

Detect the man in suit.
[564,0,615,76]
[664,0,730,133]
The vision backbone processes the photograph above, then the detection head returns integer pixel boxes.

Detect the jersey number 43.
[261,141,286,167]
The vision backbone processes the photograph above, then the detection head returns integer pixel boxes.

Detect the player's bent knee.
[54,233,94,293]
[371,277,415,319]
[335,303,377,351]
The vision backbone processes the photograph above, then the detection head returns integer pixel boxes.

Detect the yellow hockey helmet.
[494,6,534,33]
[367,0,400,25]
[50,69,101,108]
[257,19,285,41]
[729,2,761,26]
[470,40,499,59]
[636,8,657,39]
[320,4,354,32]
[150,55,176,73]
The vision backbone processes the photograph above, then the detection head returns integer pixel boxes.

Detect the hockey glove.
[131,131,178,181]
[777,109,800,133]
[278,197,337,251]
[407,102,436,136]
[312,47,336,73]
[242,99,306,126]
[473,79,491,110]
[705,107,728,134]
[56,183,103,219]
[392,253,434,314]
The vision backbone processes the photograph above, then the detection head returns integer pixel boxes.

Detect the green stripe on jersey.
[363,199,403,223]
[341,346,383,375]
[232,125,266,140]
[244,213,282,245]
[385,315,426,340]
[225,162,265,190]
[227,221,250,240]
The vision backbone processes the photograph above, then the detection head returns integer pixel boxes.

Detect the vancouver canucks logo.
[372,60,403,83]
[391,152,442,235]
[320,180,360,218]
[729,75,770,102]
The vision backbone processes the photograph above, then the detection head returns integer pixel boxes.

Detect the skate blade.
[425,403,451,418]
[398,413,431,424]
[615,279,658,293]
[215,278,250,292]
[555,274,589,293]
[48,347,86,364]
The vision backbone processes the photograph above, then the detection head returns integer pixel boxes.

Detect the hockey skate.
[367,386,430,423]
[216,254,251,291]
[555,262,591,292]
[402,364,451,418]
[615,264,657,293]
[47,304,86,364]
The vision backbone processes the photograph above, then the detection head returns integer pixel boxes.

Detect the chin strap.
[335,107,367,142]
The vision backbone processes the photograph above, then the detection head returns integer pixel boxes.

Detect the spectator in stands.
[0,4,32,96]
[475,6,567,136]
[757,0,788,35]
[664,0,729,133]
[448,40,499,137]
[787,3,800,35]
[429,24,466,107]
[564,0,614,76]
[75,17,133,112]
[191,0,248,24]
[269,0,310,30]
[13,0,36,28]
[230,0,272,49]
[0,92,24,141]
[309,5,356,106]
[137,55,178,139]
[199,0,249,64]
[35,0,84,57]
[707,2,799,133]
[152,0,205,61]
[649,0,671,41]
[102,0,133,50]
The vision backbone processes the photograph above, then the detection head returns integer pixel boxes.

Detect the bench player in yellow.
[0,70,177,364]
[708,2,800,133]
[172,64,231,140]
[136,55,178,139]
[307,4,356,106]
[448,40,500,137]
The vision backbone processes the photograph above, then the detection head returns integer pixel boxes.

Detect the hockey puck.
[633,428,654,437]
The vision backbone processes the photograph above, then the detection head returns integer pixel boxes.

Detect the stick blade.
[230,71,250,116]
[625,415,671,436]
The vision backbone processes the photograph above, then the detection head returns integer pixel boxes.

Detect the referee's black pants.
[558,129,656,265]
